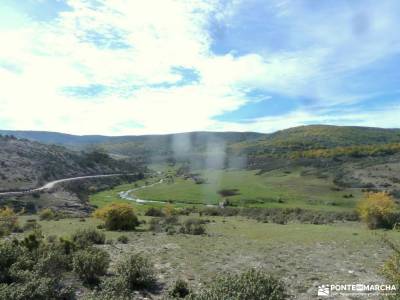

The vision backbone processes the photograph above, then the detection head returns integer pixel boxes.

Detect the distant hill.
[233,125,400,155]
[0,135,141,191]
[2,125,400,164]
[0,130,111,147]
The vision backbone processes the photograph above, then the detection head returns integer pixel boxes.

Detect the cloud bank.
[0,0,399,134]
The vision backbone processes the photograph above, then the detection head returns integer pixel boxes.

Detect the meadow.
[91,169,363,212]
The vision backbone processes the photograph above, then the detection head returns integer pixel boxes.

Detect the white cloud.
[0,0,399,135]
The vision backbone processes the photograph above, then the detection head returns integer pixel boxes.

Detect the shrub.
[357,192,397,229]
[21,231,43,252]
[23,219,41,231]
[71,228,106,249]
[381,238,400,298]
[72,247,110,284]
[0,207,19,237]
[0,273,74,300]
[145,207,165,217]
[0,239,74,299]
[149,218,163,232]
[180,218,206,235]
[149,215,180,233]
[117,235,129,244]
[218,189,240,197]
[168,279,191,298]
[164,204,176,216]
[115,253,156,290]
[190,269,287,300]
[86,276,131,299]
[0,240,22,283]
[93,203,140,231]
[38,208,57,221]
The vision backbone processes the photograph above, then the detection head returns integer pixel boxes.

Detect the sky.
[0,0,400,135]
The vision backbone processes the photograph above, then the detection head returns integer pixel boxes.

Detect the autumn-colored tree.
[357,192,397,229]
[93,203,139,231]
[163,203,176,216]
[0,207,19,236]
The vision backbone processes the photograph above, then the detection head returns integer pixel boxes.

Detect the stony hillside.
[0,135,140,191]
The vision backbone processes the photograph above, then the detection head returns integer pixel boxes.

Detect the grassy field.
[17,214,399,299]
[131,169,362,211]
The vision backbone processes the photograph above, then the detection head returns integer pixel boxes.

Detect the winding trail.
[0,173,134,197]
[118,179,166,204]
[119,179,217,207]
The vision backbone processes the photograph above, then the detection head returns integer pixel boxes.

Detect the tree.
[357,192,397,229]
[0,207,19,237]
[93,203,140,231]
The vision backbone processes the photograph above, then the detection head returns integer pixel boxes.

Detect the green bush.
[0,239,74,299]
[117,235,129,244]
[39,208,57,221]
[180,218,206,235]
[71,228,106,249]
[72,247,110,284]
[84,276,131,299]
[33,246,72,277]
[0,274,74,300]
[115,253,156,290]
[149,215,180,233]
[382,238,400,298]
[0,240,22,283]
[190,269,287,300]
[168,278,191,298]
[22,219,41,231]
[145,207,165,217]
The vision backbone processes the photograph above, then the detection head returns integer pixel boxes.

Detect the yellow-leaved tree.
[357,192,397,229]
[93,203,139,231]
[0,206,19,236]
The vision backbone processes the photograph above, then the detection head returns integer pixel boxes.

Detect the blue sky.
[0,0,399,135]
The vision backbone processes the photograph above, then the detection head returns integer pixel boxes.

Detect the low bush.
[0,273,74,300]
[117,235,129,244]
[85,276,130,299]
[168,278,191,298]
[381,238,400,298]
[190,269,287,300]
[180,218,206,235]
[38,208,58,221]
[0,207,19,237]
[149,215,180,233]
[93,203,140,231]
[145,207,165,217]
[71,228,106,249]
[0,238,74,299]
[22,219,41,231]
[72,247,110,285]
[0,240,22,283]
[115,253,156,290]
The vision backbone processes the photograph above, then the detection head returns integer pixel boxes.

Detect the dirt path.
[119,179,217,207]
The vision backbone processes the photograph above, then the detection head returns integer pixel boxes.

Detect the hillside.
[231,125,400,155]
[0,135,140,191]
[3,125,400,166]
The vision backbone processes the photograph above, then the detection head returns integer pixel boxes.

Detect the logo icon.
[318,285,330,297]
